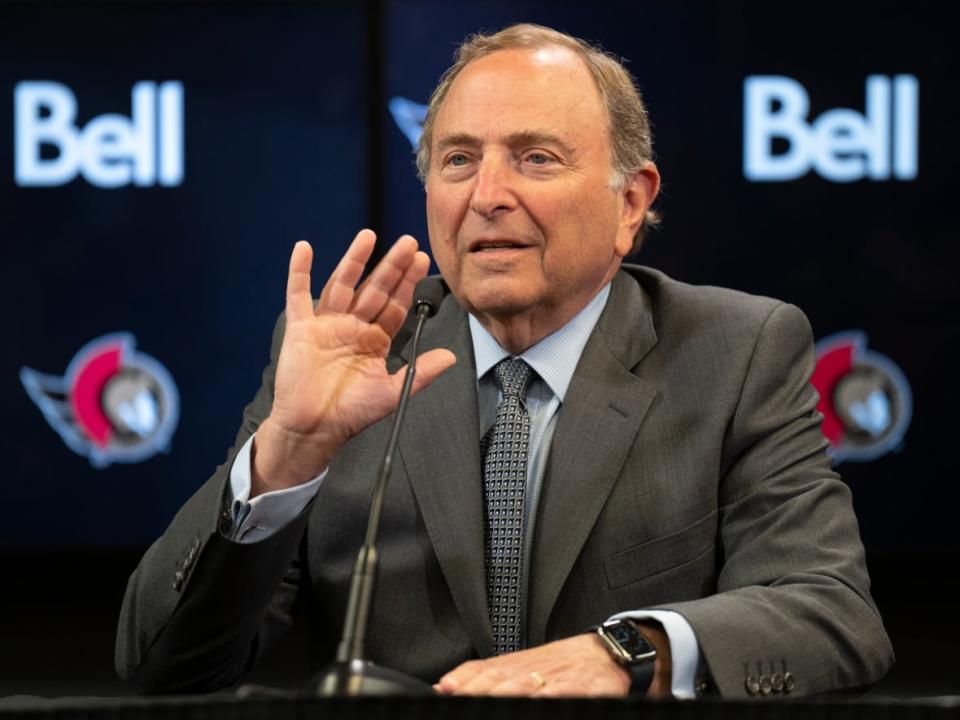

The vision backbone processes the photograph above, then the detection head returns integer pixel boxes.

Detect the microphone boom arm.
[334,299,434,667]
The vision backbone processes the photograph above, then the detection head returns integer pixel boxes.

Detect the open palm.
[253,230,456,495]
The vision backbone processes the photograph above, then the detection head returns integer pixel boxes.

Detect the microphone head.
[413,277,444,318]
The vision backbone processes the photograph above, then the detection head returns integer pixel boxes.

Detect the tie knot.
[493,358,533,400]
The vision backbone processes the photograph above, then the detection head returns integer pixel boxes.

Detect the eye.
[445,153,471,167]
[524,151,554,166]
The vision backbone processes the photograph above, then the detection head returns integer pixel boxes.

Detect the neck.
[476,314,559,355]
[474,269,617,354]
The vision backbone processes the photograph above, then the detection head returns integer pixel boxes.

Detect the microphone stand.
[315,296,437,697]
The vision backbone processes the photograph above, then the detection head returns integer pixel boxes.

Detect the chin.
[465,291,541,319]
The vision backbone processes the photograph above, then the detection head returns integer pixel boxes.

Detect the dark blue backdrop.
[1,0,956,559]
[1,2,366,546]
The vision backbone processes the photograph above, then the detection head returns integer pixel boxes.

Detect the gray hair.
[417,23,660,250]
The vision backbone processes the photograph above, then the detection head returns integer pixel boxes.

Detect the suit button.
[218,510,233,535]
[771,672,784,694]
[745,675,760,696]
[695,677,711,696]
[759,675,772,696]
[173,578,183,592]
[783,672,796,693]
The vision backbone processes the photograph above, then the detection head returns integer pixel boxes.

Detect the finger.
[286,241,315,322]
[349,235,420,321]
[456,665,512,696]
[532,682,571,698]
[437,659,484,695]
[374,251,432,338]
[531,668,627,698]
[533,677,622,698]
[317,229,377,313]
[391,349,457,400]
[409,349,457,395]
[484,674,543,697]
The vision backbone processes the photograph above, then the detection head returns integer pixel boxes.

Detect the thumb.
[407,349,457,396]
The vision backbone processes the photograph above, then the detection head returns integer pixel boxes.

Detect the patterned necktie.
[482,357,534,655]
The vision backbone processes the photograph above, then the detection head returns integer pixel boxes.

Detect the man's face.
[425,46,657,345]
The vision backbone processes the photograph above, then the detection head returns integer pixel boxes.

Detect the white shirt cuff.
[227,433,325,544]
[609,609,702,700]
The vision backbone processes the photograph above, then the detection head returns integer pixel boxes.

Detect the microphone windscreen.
[413,277,444,318]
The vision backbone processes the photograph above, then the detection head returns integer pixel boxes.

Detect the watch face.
[608,621,655,657]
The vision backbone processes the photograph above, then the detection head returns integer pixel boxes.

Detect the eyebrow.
[434,130,576,158]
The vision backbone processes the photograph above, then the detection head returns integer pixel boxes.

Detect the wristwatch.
[592,618,658,696]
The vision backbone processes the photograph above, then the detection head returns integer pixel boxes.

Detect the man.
[116,24,893,699]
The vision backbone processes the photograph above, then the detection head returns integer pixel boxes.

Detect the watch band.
[624,656,656,696]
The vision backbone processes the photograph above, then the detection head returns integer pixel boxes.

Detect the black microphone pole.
[316,278,444,697]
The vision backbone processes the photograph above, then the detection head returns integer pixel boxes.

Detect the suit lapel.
[527,271,659,645]
[396,293,495,657]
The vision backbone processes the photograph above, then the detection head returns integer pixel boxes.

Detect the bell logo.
[14,81,184,188]
[743,75,918,182]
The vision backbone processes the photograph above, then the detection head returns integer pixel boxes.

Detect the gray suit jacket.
[116,265,894,697]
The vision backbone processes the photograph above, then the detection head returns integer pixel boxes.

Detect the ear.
[615,162,661,257]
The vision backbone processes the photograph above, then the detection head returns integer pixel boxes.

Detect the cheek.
[575,188,620,227]
[425,190,447,235]
[537,193,622,285]
[538,183,614,233]
[569,193,621,253]
[426,199,459,277]
[426,186,464,239]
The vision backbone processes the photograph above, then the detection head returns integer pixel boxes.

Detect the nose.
[469,154,517,220]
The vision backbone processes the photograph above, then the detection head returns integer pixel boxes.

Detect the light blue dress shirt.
[228,282,702,698]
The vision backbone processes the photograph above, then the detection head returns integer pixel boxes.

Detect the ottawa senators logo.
[20,332,179,468]
[811,331,911,464]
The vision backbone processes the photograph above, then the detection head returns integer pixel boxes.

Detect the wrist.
[633,620,672,699]
[590,618,672,699]
[251,418,334,497]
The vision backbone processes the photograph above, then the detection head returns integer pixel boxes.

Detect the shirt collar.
[468,282,611,402]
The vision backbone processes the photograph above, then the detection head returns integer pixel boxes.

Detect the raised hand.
[251,230,457,497]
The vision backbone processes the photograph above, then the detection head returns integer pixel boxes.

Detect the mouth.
[467,239,532,253]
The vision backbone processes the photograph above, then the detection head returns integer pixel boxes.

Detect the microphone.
[315,277,444,697]
[414,276,443,319]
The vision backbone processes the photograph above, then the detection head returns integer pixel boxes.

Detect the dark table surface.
[1,692,959,720]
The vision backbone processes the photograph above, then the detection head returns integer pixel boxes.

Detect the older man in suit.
[117,24,893,699]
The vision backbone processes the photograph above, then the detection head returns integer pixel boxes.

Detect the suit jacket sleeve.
[115,312,309,694]
[657,302,894,697]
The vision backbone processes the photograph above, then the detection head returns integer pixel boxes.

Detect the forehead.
[432,46,608,147]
